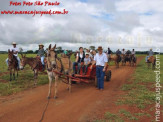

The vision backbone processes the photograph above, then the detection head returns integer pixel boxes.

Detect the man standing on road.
[91,46,108,90]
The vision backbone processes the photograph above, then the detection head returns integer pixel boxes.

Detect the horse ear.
[53,44,56,50]
[8,49,10,52]
[48,44,51,50]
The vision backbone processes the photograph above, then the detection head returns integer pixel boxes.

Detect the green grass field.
[94,55,163,122]
[0,53,76,96]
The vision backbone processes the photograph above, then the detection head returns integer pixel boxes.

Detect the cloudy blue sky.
[0,0,162,52]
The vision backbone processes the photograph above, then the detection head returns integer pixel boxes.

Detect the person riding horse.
[37,44,45,70]
[107,47,112,60]
[131,49,137,66]
[6,42,20,69]
[116,49,121,62]
[146,48,154,63]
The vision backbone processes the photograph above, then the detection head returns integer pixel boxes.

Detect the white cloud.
[0,0,162,52]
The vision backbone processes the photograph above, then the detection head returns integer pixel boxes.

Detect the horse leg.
[10,69,12,81]
[68,74,72,93]
[13,69,15,80]
[152,63,155,70]
[35,70,38,85]
[148,63,150,69]
[54,75,58,99]
[47,72,53,99]
[17,70,18,77]
[33,70,38,86]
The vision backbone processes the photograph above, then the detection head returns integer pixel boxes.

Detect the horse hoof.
[47,96,50,99]
[54,96,58,99]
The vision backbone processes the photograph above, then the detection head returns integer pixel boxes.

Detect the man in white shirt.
[6,42,20,69]
[121,48,126,55]
[131,49,135,55]
[91,46,108,90]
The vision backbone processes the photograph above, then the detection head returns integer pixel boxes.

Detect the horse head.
[8,49,14,62]
[20,54,26,70]
[46,44,57,70]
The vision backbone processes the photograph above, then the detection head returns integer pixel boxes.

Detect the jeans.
[145,56,149,62]
[82,65,89,74]
[41,56,45,65]
[96,66,105,89]
[73,62,82,74]
[6,56,20,68]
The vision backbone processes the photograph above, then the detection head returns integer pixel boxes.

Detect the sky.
[0,0,162,52]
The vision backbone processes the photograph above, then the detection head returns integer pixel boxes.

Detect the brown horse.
[20,54,42,85]
[130,54,137,66]
[46,44,73,99]
[147,56,156,69]
[121,54,126,66]
[8,50,19,81]
[110,54,121,68]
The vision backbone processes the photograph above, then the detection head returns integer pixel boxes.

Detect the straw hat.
[85,52,90,55]
[97,46,103,51]
[12,42,17,45]
[39,44,44,47]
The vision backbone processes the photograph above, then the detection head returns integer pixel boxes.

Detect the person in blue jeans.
[73,47,85,74]
[37,44,45,70]
[145,48,154,62]
[90,46,108,90]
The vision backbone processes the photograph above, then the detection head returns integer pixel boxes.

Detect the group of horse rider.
[6,42,46,70]
[5,42,154,90]
[115,48,135,56]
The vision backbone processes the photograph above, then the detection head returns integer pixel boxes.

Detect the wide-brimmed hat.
[85,52,90,55]
[39,44,44,47]
[97,46,103,51]
[12,42,17,45]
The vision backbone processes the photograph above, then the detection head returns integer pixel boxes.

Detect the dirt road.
[0,57,143,122]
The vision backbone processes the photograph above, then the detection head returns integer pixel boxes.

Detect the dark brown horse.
[8,50,19,81]
[130,54,137,66]
[121,54,126,66]
[20,54,42,85]
[122,54,131,66]
[147,56,156,69]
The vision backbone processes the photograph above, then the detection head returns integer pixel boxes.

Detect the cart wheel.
[106,70,111,82]
[95,77,97,87]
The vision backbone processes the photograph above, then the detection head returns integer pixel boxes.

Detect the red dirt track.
[0,57,143,122]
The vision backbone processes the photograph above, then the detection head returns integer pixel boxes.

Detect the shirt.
[94,53,108,66]
[10,47,19,56]
[84,57,91,65]
[148,51,153,56]
[116,50,121,55]
[37,49,45,57]
[76,52,84,58]
[107,50,112,54]
[131,51,135,55]
[64,50,68,55]
[121,50,126,54]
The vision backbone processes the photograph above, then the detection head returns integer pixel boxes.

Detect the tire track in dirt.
[0,56,144,122]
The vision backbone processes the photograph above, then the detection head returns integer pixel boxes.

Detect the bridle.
[46,49,58,71]
[8,53,14,65]
[20,58,26,68]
